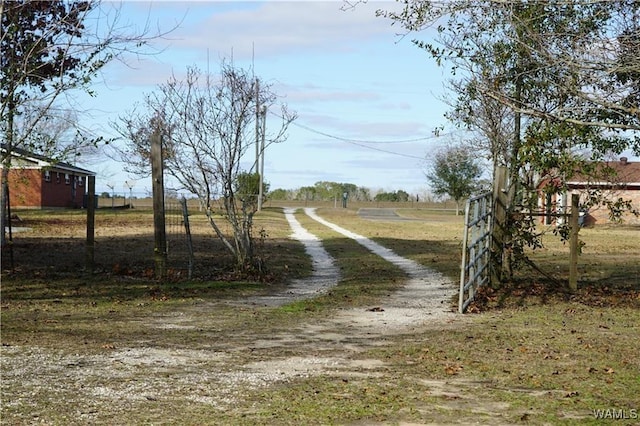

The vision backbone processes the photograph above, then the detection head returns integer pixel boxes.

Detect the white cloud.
[283,87,380,103]
[83,1,449,195]
[293,112,431,140]
[174,1,398,58]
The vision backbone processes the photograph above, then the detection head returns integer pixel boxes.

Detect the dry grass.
[2,206,639,425]
[315,207,465,280]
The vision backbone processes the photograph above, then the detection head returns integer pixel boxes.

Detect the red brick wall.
[6,169,42,207]
[5,169,87,208]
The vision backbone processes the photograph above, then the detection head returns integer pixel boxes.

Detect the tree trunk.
[502,52,524,281]
[1,96,15,248]
[0,168,8,248]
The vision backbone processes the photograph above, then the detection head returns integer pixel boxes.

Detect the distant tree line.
[269,181,367,202]
[373,190,410,202]
[268,181,420,203]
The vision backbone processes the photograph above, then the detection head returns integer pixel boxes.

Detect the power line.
[291,119,441,144]
[337,138,425,160]
[268,110,454,160]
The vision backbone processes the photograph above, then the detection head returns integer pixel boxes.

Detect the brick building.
[1,145,95,209]
[539,157,640,226]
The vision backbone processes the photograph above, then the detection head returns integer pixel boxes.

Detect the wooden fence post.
[490,166,508,286]
[569,193,580,292]
[85,175,95,274]
[151,127,167,280]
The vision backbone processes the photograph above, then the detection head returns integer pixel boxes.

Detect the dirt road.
[2,208,461,424]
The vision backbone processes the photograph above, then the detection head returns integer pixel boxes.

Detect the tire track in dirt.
[239,208,341,306]
[1,208,460,423]
[302,207,455,334]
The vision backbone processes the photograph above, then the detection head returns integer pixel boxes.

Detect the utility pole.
[255,78,260,171]
[258,105,266,211]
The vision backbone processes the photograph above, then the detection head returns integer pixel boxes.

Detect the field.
[1,205,639,425]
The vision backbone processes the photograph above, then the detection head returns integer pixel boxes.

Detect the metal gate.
[459,192,493,313]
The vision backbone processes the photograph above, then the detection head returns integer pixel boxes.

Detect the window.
[78,176,84,187]
[44,170,51,182]
[56,173,61,183]
[65,173,70,185]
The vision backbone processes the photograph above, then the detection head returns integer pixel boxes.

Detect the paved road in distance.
[357,208,418,221]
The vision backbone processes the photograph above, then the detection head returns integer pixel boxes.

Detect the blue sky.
[77,1,460,197]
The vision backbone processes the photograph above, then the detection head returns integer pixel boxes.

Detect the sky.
[74,0,457,197]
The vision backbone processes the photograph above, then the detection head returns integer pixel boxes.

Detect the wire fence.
[163,197,237,280]
[165,198,194,279]
[100,193,459,280]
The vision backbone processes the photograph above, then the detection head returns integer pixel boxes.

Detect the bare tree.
[1,0,173,245]
[115,63,296,271]
[13,104,103,161]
